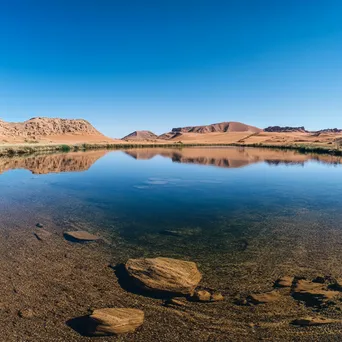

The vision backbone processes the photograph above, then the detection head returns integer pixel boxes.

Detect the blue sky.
[1,0,342,137]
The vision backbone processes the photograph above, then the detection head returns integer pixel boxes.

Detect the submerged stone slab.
[125,257,202,295]
[248,291,281,304]
[89,308,144,336]
[64,231,100,242]
[291,316,336,326]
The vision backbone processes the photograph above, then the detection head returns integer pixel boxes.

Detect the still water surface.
[1,147,342,278]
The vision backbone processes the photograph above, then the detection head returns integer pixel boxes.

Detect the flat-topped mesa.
[122,130,158,141]
[264,126,307,133]
[315,128,342,134]
[0,117,104,138]
[170,121,262,134]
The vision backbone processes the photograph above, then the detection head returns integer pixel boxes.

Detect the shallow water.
[1,147,342,273]
[2,146,342,341]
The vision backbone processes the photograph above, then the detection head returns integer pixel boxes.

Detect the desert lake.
[1,146,342,341]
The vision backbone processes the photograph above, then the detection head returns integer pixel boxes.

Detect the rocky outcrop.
[0,117,104,139]
[122,130,158,141]
[264,126,307,133]
[160,121,261,139]
[315,128,342,134]
[88,308,144,336]
[125,257,202,295]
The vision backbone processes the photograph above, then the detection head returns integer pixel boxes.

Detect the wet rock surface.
[291,316,337,326]
[64,231,101,242]
[248,290,281,305]
[292,279,339,307]
[125,257,202,296]
[88,308,144,336]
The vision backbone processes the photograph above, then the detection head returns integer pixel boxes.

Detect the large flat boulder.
[125,257,202,295]
[64,231,101,242]
[89,308,144,336]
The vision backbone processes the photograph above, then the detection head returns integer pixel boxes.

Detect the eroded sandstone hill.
[159,121,261,140]
[122,130,158,141]
[0,117,108,142]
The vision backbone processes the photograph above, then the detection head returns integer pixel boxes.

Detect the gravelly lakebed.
[1,147,342,341]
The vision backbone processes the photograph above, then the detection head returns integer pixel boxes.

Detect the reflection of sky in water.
[0,149,342,253]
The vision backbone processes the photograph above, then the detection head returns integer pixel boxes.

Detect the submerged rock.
[291,316,336,326]
[64,231,101,242]
[34,229,52,241]
[36,223,44,228]
[292,279,339,307]
[192,290,211,302]
[88,308,144,336]
[211,292,225,302]
[274,276,294,288]
[125,257,202,296]
[248,291,281,305]
[18,309,34,319]
[165,298,188,307]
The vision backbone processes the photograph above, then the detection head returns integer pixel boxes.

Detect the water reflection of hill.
[0,150,108,174]
[124,147,342,168]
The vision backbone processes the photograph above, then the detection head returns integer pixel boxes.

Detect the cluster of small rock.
[34,224,342,336]
[245,275,342,327]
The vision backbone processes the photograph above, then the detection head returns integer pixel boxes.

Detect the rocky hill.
[0,117,107,142]
[122,130,158,141]
[160,121,261,140]
[264,126,307,133]
[315,128,342,134]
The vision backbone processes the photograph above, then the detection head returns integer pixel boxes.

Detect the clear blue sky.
[1,0,342,137]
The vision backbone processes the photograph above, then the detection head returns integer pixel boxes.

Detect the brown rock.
[248,291,281,304]
[89,308,144,336]
[211,292,224,302]
[192,290,211,302]
[274,276,294,288]
[291,316,336,326]
[18,309,34,319]
[64,231,101,242]
[165,298,188,307]
[125,257,202,295]
[292,279,339,306]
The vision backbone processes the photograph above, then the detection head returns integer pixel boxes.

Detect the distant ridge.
[264,126,308,133]
[159,121,261,140]
[122,130,158,141]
